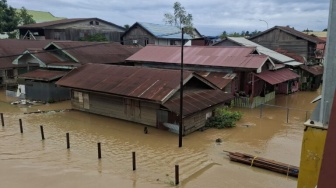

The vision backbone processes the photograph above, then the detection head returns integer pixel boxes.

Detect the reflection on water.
[0,89,319,188]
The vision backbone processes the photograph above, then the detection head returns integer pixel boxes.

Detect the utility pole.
[179,28,184,148]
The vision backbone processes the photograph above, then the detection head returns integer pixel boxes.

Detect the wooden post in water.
[286,108,290,123]
[259,104,263,118]
[175,165,179,185]
[40,125,45,140]
[132,152,136,171]
[1,113,4,127]
[97,142,101,159]
[66,133,70,149]
[19,119,23,133]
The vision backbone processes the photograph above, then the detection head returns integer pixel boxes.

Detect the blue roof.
[138,22,192,39]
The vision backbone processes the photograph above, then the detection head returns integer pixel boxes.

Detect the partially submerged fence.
[259,104,312,123]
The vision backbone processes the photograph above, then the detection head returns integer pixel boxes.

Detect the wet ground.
[0,89,320,188]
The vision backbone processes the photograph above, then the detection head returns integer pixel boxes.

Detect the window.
[95,21,99,25]
[6,69,14,79]
[90,21,93,25]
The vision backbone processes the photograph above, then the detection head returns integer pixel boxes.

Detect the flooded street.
[0,89,319,188]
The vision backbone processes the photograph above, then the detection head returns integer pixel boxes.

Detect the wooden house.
[249,26,326,64]
[125,45,298,108]
[11,41,141,100]
[17,18,125,42]
[56,64,233,135]
[0,39,50,95]
[299,65,323,91]
[213,37,301,94]
[122,22,196,46]
[18,69,69,102]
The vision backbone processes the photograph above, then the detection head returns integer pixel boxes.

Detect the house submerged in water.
[56,63,233,135]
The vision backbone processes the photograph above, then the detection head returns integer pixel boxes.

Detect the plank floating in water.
[225,151,299,178]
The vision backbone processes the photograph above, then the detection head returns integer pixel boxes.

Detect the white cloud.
[7,0,329,35]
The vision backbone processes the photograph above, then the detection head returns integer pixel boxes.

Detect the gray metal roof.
[137,22,192,39]
[226,37,303,66]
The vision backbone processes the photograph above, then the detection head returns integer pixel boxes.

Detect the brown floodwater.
[0,89,320,188]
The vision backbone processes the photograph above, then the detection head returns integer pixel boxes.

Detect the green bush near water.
[205,107,242,129]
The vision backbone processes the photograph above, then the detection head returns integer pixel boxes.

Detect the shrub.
[205,107,242,129]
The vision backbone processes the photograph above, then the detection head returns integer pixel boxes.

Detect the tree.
[0,0,19,33]
[18,7,35,25]
[124,24,130,30]
[163,2,194,37]
[323,28,327,31]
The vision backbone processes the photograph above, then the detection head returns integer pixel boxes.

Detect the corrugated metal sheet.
[254,68,299,85]
[137,22,192,39]
[0,39,50,69]
[25,48,79,67]
[163,90,234,116]
[300,65,324,76]
[56,64,193,102]
[18,18,125,31]
[196,71,236,90]
[126,45,268,69]
[45,41,141,64]
[225,37,303,66]
[18,69,67,81]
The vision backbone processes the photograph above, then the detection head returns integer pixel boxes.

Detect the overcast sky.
[7,0,330,36]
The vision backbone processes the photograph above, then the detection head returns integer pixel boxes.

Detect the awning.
[254,68,300,85]
[300,65,324,76]
[284,61,303,67]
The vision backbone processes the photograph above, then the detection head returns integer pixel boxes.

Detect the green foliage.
[0,0,19,33]
[124,24,130,30]
[163,2,194,37]
[219,30,261,39]
[79,33,107,42]
[205,107,242,129]
[18,7,35,25]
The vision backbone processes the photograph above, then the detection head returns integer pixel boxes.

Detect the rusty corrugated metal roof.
[0,39,51,69]
[45,41,141,64]
[300,65,324,76]
[254,68,299,85]
[18,69,68,81]
[163,90,234,116]
[126,45,268,69]
[56,63,193,102]
[18,18,125,31]
[196,72,236,90]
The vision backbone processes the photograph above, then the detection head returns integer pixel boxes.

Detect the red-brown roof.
[0,39,51,69]
[254,68,299,85]
[18,18,125,31]
[300,65,324,76]
[196,72,236,90]
[25,49,80,67]
[250,26,326,44]
[18,69,68,81]
[45,41,141,64]
[126,45,269,69]
[163,90,234,116]
[56,64,194,103]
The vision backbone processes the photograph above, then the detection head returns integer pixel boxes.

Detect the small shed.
[299,65,323,91]
[56,64,234,135]
[18,69,70,102]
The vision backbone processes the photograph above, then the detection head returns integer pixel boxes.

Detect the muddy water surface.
[0,90,319,188]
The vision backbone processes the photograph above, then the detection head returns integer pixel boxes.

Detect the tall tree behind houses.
[163,2,194,37]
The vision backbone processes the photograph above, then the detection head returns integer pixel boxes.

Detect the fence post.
[1,113,4,127]
[66,133,70,149]
[259,104,263,118]
[132,152,136,171]
[19,119,23,133]
[98,142,101,159]
[40,125,45,140]
[286,108,289,123]
[175,165,179,185]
